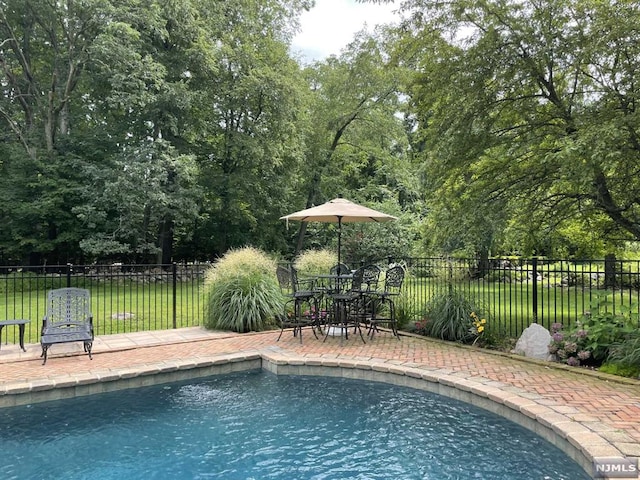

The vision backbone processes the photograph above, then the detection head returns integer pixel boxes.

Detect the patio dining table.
[312,273,354,295]
[310,273,367,343]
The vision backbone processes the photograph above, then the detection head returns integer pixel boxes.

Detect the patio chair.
[323,265,377,344]
[329,263,351,275]
[40,287,94,365]
[344,264,381,332]
[276,265,321,343]
[365,264,405,339]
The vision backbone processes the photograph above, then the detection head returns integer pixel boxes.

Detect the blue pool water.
[0,371,589,480]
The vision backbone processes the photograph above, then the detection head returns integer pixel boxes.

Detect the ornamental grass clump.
[419,290,487,343]
[203,247,284,333]
[293,249,337,276]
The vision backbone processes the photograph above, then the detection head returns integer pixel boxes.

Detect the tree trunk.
[157,217,174,265]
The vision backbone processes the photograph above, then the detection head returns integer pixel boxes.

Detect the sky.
[291,0,400,63]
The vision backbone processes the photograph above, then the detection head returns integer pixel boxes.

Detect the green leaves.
[400,0,640,255]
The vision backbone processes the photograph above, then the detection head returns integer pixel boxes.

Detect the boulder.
[512,323,552,360]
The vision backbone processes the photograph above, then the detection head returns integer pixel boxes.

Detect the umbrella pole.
[337,216,342,266]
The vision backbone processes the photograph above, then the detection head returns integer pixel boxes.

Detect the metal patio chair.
[276,265,321,343]
[365,264,405,339]
[40,287,94,365]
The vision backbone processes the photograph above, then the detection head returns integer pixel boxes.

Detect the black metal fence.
[0,263,206,346]
[398,256,640,336]
[1,257,639,347]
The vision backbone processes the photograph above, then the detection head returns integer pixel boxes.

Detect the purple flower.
[548,343,559,354]
[575,329,588,339]
[564,342,578,354]
[552,332,564,342]
[566,356,580,367]
[556,349,568,359]
[551,322,563,333]
[577,350,591,361]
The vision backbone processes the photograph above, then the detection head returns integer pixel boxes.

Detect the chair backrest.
[290,266,315,294]
[361,264,381,292]
[350,265,380,293]
[329,263,350,275]
[276,265,292,292]
[45,288,92,326]
[383,265,405,295]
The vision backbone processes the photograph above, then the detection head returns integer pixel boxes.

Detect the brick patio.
[0,327,639,477]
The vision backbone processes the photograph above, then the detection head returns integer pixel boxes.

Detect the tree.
[289,27,420,259]
[0,0,308,263]
[74,140,200,263]
[191,0,312,258]
[398,0,640,255]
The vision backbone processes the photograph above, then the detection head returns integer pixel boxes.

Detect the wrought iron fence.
[1,257,639,347]
[0,263,207,346]
[395,257,640,337]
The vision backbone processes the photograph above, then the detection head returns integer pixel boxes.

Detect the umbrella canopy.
[281,198,397,265]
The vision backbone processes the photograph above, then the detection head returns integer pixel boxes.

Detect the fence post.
[66,263,73,287]
[532,257,538,322]
[172,262,178,329]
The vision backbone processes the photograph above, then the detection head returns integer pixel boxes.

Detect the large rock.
[512,323,552,360]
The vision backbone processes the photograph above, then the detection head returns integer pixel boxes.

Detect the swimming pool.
[0,371,589,479]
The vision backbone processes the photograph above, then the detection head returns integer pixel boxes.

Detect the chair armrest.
[296,277,316,291]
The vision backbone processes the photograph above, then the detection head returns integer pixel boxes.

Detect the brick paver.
[0,327,639,471]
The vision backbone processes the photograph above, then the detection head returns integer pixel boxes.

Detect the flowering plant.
[548,322,592,367]
[469,312,487,345]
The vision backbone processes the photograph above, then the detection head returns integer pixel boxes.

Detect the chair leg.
[367,296,400,340]
[389,299,399,339]
[41,344,49,365]
[85,341,93,359]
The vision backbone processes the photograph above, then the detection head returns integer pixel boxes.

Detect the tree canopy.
[398,0,640,256]
[0,0,637,264]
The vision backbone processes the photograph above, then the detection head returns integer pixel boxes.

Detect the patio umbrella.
[280,198,397,265]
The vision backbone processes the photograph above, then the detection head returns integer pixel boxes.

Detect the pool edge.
[0,351,626,479]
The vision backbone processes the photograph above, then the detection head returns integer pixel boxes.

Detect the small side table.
[0,319,30,352]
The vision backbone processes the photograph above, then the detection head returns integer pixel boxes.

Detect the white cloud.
[291,0,399,63]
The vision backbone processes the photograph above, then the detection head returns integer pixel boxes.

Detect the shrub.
[547,323,593,366]
[474,327,515,351]
[607,330,640,371]
[418,290,487,343]
[598,362,640,378]
[392,292,416,331]
[293,249,337,276]
[203,247,284,333]
[548,294,636,367]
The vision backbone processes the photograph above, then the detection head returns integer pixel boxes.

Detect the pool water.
[0,371,589,479]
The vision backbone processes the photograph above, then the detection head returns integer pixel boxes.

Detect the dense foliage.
[396,0,640,257]
[1,0,638,266]
[418,289,487,343]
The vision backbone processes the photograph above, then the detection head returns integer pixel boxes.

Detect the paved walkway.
[0,327,639,477]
